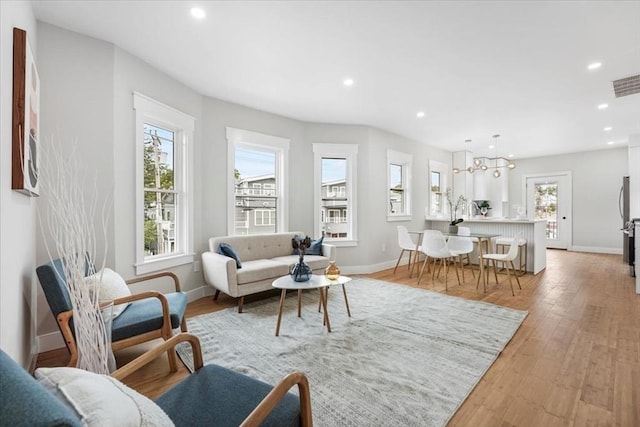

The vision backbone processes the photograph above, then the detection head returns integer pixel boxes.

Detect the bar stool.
[495,236,527,276]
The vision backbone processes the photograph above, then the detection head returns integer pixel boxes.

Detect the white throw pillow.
[35,367,174,427]
[83,268,131,318]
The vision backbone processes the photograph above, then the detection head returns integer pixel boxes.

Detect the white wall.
[0,1,38,366]
[112,46,204,288]
[35,22,116,340]
[201,96,306,248]
[508,147,628,253]
[361,127,450,271]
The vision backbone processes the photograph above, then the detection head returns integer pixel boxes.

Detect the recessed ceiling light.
[416,111,425,118]
[488,145,495,149]
[587,62,602,70]
[190,7,205,19]
[607,141,615,145]
[343,78,354,87]
[508,154,514,158]
[598,103,608,109]
[603,126,612,131]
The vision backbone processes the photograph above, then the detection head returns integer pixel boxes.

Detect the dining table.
[441,231,499,292]
[409,230,499,292]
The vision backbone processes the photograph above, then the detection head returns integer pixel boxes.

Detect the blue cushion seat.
[155,364,302,427]
[0,351,82,427]
[112,292,187,342]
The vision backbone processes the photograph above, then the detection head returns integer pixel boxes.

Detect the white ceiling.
[31,1,640,159]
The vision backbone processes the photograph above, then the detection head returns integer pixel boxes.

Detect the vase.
[291,259,312,282]
[325,261,340,281]
[448,225,459,234]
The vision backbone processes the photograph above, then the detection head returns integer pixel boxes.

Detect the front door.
[525,173,571,249]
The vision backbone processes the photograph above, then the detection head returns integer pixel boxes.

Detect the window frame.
[133,92,195,275]
[428,160,450,218]
[386,149,412,221]
[226,127,290,235]
[313,143,358,247]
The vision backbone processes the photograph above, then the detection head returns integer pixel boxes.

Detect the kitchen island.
[426,217,547,274]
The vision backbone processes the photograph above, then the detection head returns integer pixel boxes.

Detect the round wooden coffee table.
[272,274,351,336]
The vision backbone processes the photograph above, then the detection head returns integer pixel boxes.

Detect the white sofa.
[202,232,335,312]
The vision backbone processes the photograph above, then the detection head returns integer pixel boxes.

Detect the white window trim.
[133,92,195,275]
[313,143,358,247]
[226,127,290,235]
[387,149,412,222]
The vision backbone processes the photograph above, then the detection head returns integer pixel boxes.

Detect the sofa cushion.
[209,232,302,262]
[236,259,290,285]
[271,255,330,272]
[218,243,242,269]
[292,235,323,256]
[306,236,324,255]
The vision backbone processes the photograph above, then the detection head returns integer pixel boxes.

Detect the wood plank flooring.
[35,250,639,426]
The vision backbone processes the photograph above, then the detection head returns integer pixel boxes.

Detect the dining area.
[394,223,538,296]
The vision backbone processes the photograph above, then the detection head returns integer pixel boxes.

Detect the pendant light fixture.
[453,134,516,178]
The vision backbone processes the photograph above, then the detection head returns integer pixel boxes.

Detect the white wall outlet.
[193,260,201,272]
[381,243,386,252]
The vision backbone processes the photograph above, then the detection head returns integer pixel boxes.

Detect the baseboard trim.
[340,259,414,275]
[570,246,623,255]
[37,286,214,353]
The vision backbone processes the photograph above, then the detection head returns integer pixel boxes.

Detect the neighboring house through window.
[227,127,290,235]
[387,149,412,221]
[313,143,358,246]
[134,92,194,275]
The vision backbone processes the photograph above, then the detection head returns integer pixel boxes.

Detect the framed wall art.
[12,27,40,196]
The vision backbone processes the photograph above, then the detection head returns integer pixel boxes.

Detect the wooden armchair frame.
[112,333,313,427]
[53,271,187,371]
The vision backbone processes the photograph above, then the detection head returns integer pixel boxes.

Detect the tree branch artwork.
[38,137,114,374]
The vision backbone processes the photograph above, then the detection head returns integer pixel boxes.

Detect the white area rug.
[177,278,527,426]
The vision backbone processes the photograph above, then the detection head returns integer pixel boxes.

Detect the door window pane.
[534,183,558,239]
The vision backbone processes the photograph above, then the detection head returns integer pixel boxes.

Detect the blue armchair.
[36,259,188,371]
[0,334,313,426]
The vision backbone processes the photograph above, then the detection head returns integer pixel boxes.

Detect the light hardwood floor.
[36,250,639,426]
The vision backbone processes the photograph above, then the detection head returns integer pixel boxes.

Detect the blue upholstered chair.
[0,334,313,426]
[36,259,188,371]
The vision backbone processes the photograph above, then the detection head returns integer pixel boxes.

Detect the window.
[313,143,358,246]
[227,128,290,235]
[254,209,276,226]
[429,160,449,217]
[134,93,194,274]
[387,149,412,221]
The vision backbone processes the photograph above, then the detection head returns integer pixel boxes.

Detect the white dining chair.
[447,226,475,282]
[393,225,418,274]
[495,235,527,276]
[417,230,460,291]
[482,232,524,296]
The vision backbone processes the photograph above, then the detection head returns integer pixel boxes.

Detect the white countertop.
[425,217,546,224]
